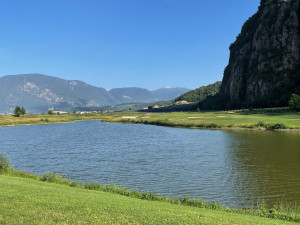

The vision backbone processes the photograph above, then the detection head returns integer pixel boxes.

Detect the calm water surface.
[0,120,300,208]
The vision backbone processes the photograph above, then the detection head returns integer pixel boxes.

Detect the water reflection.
[224,130,300,207]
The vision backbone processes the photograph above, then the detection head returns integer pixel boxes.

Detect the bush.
[255,121,287,129]
[40,171,60,182]
[13,106,26,117]
[256,121,266,127]
[0,153,11,172]
[289,94,300,111]
[268,123,287,130]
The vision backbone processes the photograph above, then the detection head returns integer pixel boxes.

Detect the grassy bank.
[0,113,104,127]
[1,110,300,130]
[98,111,300,130]
[0,169,299,225]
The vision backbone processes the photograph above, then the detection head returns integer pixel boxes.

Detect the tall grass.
[255,121,288,130]
[0,153,10,172]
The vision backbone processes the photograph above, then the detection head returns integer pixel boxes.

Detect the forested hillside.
[175,82,221,103]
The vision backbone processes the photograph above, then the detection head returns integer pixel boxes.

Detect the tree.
[20,107,26,115]
[289,94,300,111]
[14,106,21,117]
[14,106,26,117]
[48,110,54,115]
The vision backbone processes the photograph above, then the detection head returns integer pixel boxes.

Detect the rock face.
[221,0,300,108]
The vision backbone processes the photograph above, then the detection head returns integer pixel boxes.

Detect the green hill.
[175,81,221,103]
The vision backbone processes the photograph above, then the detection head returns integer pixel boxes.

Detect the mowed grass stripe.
[0,175,298,225]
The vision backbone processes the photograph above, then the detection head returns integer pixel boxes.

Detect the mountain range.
[0,74,190,113]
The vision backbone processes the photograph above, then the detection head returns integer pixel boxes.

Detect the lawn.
[1,110,300,130]
[0,175,298,225]
[98,111,300,130]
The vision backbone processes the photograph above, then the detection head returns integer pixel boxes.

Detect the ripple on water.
[0,121,300,208]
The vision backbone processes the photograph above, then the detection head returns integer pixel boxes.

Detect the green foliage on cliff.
[175,82,221,103]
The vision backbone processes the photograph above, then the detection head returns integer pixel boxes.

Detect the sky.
[0,0,260,90]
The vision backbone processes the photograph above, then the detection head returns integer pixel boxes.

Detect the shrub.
[256,121,266,127]
[289,94,300,111]
[40,171,61,183]
[0,153,11,172]
[255,122,287,129]
[268,123,287,130]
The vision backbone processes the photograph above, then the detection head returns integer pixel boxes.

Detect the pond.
[0,120,299,208]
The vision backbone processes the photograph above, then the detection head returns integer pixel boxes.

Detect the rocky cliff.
[221,0,300,108]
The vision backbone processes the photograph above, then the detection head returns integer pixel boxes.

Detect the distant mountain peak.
[0,74,191,113]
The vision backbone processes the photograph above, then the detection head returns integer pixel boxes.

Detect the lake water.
[0,120,300,208]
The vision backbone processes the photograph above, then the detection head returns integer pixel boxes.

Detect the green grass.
[0,113,104,127]
[0,174,299,225]
[97,110,300,130]
[1,110,300,130]
[1,167,300,224]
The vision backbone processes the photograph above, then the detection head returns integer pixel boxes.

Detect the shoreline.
[1,112,300,132]
[0,119,102,128]
[101,120,300,132]
[1,116,300,132]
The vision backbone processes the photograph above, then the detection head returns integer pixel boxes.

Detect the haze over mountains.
[0,74,190,113]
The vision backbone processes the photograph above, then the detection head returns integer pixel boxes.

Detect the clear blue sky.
[0,0,260,90]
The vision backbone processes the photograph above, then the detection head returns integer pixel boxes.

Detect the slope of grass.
[0,174,298,225]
